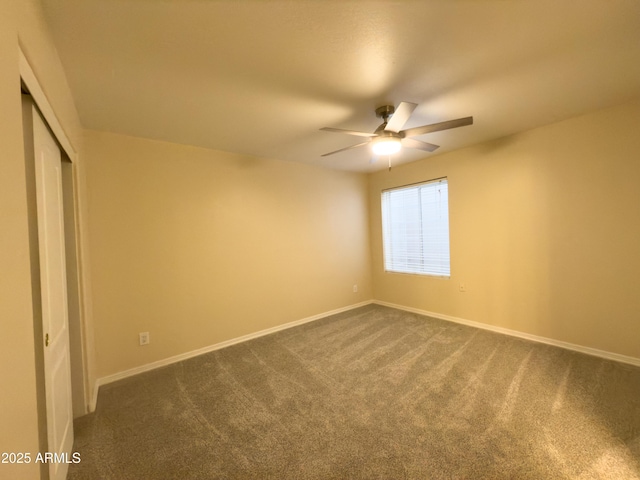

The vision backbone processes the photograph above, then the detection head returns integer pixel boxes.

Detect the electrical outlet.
[353,284,358,293]
[459,283,466,292]
[139,332,150,346]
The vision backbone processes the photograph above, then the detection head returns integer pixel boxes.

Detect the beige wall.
[0,0,84,478]
[84,131,372,378]
[369,98,640,359]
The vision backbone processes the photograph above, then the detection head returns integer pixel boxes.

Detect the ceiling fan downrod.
[375,105,395,126]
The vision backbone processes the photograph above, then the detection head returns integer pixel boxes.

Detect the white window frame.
[381,178,451,277]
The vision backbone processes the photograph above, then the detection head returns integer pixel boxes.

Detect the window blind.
[381,178,450,276]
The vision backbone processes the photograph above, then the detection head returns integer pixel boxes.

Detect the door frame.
[20,48,94,420]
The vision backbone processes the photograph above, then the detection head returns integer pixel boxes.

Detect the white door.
[31,104,74,480]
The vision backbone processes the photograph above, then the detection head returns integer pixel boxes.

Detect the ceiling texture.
[41,0,640,172]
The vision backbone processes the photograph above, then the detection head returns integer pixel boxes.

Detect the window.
[381,178,450,277]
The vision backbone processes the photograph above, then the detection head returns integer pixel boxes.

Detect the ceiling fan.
[320,102,473,158]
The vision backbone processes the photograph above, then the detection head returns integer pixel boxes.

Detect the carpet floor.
[69,305,640,479]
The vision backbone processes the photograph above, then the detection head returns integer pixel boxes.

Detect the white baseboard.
[89,299,639,412]
[90,300,373,412]
[374,300,640,368]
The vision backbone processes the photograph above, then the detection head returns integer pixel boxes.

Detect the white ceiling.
[41,0,640,172]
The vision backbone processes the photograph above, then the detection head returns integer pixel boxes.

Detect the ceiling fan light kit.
[320,102,473,166]
[372,135,402,156]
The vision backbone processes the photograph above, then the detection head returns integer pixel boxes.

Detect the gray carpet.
[69,305,640,479]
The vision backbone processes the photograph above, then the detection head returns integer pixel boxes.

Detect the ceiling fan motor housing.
[375,128,402,140]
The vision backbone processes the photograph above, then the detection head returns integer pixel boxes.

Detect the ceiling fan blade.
[402,116,473,138]
[321,141,370,157]
[384,102,417,133]
[402,137,440,153]
[320,127,377,137]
